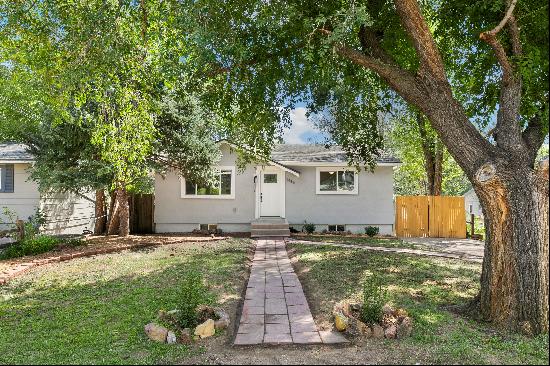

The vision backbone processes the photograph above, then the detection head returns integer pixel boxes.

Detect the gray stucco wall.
[154,143,256,232]
[284,166,395,235]
[154,143,396,235]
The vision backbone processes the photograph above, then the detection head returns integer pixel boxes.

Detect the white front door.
[260,169,283,217]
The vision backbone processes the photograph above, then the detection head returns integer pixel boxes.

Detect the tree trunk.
[94,189,107,235]
[470,159,549,334]
[416,112,444,196]
[107,187,130,236]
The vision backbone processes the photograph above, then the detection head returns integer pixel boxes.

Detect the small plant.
[289,227,299,233]
[365,226,380,237]
[0,235,60,260]
[361,274,387,324]
[303,221,316,234]
[177,270,214,329]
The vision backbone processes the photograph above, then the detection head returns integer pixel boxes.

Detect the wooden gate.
[395,196,466,238]
[129,194,154,234]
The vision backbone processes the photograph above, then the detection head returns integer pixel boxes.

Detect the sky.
[282,106,327,144]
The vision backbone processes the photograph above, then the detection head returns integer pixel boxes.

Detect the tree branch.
[522,113,547,162]
[316,28,428,106]
[393,0,448,81]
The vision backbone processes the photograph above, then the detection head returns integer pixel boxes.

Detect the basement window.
[328,225,345,232]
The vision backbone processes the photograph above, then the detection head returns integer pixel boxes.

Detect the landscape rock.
[350,302,361,312]
[384,325,397,339]
[178,328,192,344]
[396,317,413,339]
[214,308,230,330]
[371,324,384,339]
[166,331,177,344]
[356,320,372,337]
[341,302,352,317]
[382,304,394,315]
[394,308,408,318]
[194,319,215,338]
[334,312,348,332]
[144,323,168,343]
[197,305,216,323]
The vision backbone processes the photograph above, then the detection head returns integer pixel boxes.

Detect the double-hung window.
[316,167,358,194]
[0,164,15,193]
[181,166,235,199]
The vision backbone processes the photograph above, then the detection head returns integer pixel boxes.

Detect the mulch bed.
[0,233,241,285]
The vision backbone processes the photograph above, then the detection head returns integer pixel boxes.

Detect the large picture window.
[316,167,358,194]
[181,166,235,199]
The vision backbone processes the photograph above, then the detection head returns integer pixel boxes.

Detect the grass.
[0,238,251,365]
[291,234,423,250]
[288,243,549,365]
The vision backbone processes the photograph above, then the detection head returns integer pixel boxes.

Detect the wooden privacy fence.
[395,196,466,238]
[129,194,154,234]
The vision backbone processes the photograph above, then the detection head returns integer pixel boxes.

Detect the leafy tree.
[389,110,470,196]
[180,0,549,333]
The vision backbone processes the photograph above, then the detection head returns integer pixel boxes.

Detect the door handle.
[260,193,263,202]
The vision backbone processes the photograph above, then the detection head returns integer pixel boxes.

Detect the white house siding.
[0,163,95,234]
[464,189,483,218]
[154,144,257,233]
[284,166,395,235]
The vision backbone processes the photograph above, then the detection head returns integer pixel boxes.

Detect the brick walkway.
[234,238,348,345]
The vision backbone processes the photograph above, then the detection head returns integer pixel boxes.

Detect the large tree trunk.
[107,187,130,236]
[472,160,549,335]
[416,112,444,195]
[94,189,107,235]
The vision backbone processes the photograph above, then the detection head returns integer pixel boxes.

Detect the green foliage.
[303,222,316,234]
[389,110,471,196]
[0,235,59,260]
[361,274,387,324]
[177,270,214,329]
[364,226,380,237]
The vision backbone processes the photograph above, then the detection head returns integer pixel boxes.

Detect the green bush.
[177,270,214,328]
[364,226,380,237]
[0,235,59,260]
[361,274,387,324]
[303,222,316,234]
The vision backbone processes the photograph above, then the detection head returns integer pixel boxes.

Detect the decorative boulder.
[334,312,348,332]
[396,317,413,339]
[371,324,385,339]
[384,325,397,339]
[382,304,394,315]
[194,319,215,338]
[144,323,169,343]
[166,331,177,344]
[214,308,230,330]
[355,320,372,337]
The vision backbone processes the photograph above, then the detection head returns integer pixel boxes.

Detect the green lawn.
[0,238,252,365]
[291,234,423,250]
[288,243,549,365]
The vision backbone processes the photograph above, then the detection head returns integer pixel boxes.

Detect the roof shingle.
[0,143,34,161]
[270,144,400,164]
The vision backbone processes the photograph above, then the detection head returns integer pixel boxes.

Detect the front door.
[260,169,282,217]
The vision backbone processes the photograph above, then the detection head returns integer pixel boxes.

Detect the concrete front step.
[251,223,290,230]
[251,228,291,238]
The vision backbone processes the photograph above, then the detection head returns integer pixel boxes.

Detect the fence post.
[15,219,25,241]
[470,213,475,238]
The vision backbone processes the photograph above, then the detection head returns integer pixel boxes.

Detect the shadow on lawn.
[0,243,250,365]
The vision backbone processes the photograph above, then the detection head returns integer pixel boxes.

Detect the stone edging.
[286,239,483,263]
[0,237,225,285]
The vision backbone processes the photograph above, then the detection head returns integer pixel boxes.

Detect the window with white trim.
[181,166,235,199]
[0,164,15,193]
[316,167,358,194]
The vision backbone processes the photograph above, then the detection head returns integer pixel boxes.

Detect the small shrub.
[289,227,299,233]
[365,226,380,237]
[303,222,316,234]
[177,270,214,329]
[0,235,59,260]
[361,274,387,324]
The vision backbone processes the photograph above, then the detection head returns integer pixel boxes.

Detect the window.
[316,167,358,194]
[263,173,277,183]
[0,164,14,193]
[328,225,345,232]
[181,166,235,199]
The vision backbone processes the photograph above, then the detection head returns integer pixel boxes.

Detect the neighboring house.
[0,143,96,235]
[154,141,400,237]
[464,188,483,218]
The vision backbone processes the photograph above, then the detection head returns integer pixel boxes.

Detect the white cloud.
[283,107,323,144]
